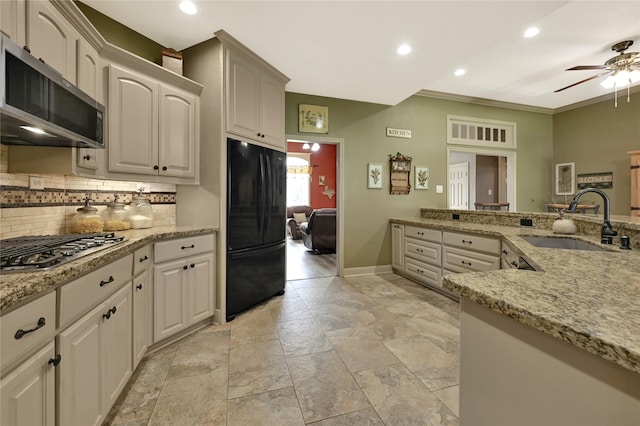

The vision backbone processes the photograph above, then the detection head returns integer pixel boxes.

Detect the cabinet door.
[0,341,55,426]
[391,224,405,271]
[26,0,77,81]
[58,303,104,426]
[153,259,188,342]
[102,284,132,414]
[159,84,197,178]
[259,72,286,149]
[76,38,102,171]
[187,252,215,324]
[0,0,26,47]
[226,49,261,141]
[108,64,159,175]
[132,271,150,369]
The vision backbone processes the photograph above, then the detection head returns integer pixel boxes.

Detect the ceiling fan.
[555,40,640,93]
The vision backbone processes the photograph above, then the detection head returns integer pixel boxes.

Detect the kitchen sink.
[520,235,608,252]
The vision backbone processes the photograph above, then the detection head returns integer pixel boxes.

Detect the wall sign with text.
[577,172,613,189]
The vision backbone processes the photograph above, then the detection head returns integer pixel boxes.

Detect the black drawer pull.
[417,268,424,273]
[102,306,117,320]
[136,283,143,290]
[139,255,149,262]
[416,248,424,253]
[502,250,508,255]
[417,231,424,236]
[14,317,46,339]
[99,276,114,287]
[511,261,518,267]
[181,244,195,250]
[462,240,473,244]
[48,354,62,367]
[462,260,472,266]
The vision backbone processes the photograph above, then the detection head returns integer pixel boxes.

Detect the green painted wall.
[76,1,164,64]
[285,93,553,269]
[553,92,640,215]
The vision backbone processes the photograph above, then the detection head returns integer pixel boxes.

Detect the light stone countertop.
[0,226,217,314]
[390,216,640,375]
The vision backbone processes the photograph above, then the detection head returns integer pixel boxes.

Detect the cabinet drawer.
[405,238,441,266]
[59,254,133,328]
[443,246,499,273]
[1,292,56,369]
[133,245,152,276]
[405,226,441,243]
[154,234,214,263]
[443,231,500,254]
[501,242,520,269]
[405,257,442,288]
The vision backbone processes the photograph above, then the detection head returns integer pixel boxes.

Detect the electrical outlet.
[488,189,492,196]
[136,183,149,193]
[29,176,45,190]
[436,185,444,194]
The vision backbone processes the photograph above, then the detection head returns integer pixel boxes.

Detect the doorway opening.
[447,147,516,211]
[286,136,343,280]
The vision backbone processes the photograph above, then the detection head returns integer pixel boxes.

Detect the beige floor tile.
[405,315,460,353]
[277,317,333,357]
[229,339,285,373]
[287,350,371,423]
[325,326,400,373]
[227,387,305,426]
[383,335,459,391]
[268,296,314,323]
[434,385,460,417]
[148,370,228,425]
[306,407,385,425]
[229,309,279,347]
[228,359,293,399]
[166,330,230,380]
[354,363,458,425]
[352,308,420,340]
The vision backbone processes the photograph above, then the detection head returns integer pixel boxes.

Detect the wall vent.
[447,115,516,149]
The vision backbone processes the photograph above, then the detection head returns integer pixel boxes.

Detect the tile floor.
[105,273,460,425]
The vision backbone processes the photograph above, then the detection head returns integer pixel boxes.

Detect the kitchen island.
[391,211,640,426]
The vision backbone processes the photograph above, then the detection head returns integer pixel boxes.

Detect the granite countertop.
[0,226,217,314]
[391,217,640,375]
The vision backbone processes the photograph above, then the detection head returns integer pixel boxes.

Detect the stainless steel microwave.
[0,34,105,149]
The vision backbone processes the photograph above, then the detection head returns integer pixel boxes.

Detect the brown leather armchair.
[286,205,313,239]
[300,208,336,252]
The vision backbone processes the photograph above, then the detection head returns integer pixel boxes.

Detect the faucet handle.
[620,236,632,250]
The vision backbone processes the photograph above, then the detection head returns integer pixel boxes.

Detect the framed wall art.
[368,163,383,189]
[415,166,429,190]
[299,104,329,133]
[555,162,575,195]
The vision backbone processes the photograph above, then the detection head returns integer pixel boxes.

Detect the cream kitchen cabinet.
[153,234,215,342]
[0,0,26,47]
[58,282,132,426]
[404,226,443,288]
[76,38,103,172]
[26,0,77,82]
[442,231,500,273]
[0,341,56,426]
[391,223,405,271]
[223,33,288,150]
[1,291,57,426]
[108,63,198,180]
[132,245,151,370]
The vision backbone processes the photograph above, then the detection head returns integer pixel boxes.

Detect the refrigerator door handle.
[264,154,272,234]
[257,153,266,236]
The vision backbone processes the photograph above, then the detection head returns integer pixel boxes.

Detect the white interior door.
[449,162,469,210]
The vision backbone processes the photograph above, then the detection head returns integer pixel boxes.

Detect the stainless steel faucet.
[567,187,617,244]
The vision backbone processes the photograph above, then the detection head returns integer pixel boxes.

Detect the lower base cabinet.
[0,341,56,426]
[58,283,132,426]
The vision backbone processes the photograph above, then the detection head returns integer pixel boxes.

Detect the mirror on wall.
[555,162,575,196]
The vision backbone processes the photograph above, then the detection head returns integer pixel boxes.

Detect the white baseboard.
[343,264,393,277]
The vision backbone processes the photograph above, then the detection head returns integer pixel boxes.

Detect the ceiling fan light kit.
[556,40,640,107]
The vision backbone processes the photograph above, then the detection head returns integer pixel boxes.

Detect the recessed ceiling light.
[524,27,540,38]
[397,44,412,55]
[179,0,197,15]
[454,68,466,77]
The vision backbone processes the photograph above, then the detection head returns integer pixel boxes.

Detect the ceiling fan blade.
[554,71,612,93]
[566,65,608,71]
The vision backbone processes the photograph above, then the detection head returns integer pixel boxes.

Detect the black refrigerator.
[226,138,286,320]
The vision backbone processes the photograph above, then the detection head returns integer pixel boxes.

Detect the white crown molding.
[415,90,554,115]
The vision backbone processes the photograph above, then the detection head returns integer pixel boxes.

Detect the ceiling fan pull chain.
[614,85,618,108]
[627,84,631,103]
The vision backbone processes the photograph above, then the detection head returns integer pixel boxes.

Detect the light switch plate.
[29,176,45,190]
[436,185,443,194]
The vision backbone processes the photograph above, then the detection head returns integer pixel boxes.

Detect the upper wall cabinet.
[108,64,198,180]
[222,33,288,150]
[0,0,26,47]
[26,0,77,82]
[76,38,102,171]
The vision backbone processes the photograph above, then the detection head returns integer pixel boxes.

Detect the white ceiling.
[83,0,640,109]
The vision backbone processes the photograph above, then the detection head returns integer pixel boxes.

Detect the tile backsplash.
[0,168,177,239]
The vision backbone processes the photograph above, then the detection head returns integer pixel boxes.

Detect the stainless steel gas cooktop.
[0,232,125,273]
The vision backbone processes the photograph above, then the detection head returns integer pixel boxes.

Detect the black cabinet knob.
[83,154,91,160]
[154,165,159,170]
[48,354,62,367]
[139,255,149,262]
[162,166,167,171]
[190,263,195,268]
[183,265,188,270]
[136,283,143,290]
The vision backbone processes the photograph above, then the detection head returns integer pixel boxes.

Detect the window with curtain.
[287,154,311,206]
